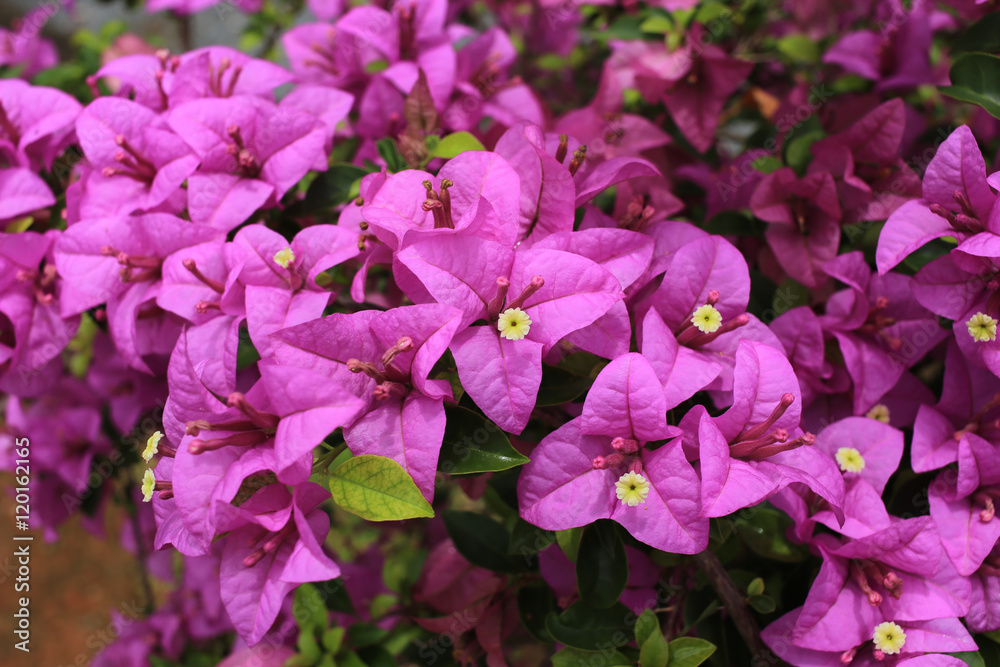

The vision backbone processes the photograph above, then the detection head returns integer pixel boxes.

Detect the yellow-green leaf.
[430,132,486,159]
[328,455,434,521]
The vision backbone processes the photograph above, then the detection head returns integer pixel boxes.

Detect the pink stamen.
[188,430,268,454]
[227,392,280,430]
[506,275,545,311]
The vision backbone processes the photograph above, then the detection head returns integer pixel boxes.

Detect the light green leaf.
[666,637,716,667]
[430,132,486,159]
[328,455,434,521]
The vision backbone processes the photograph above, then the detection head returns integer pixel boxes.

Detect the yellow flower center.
[865,404,890,423]
[274,247,296,269]
[615,471,650,507]
[968,312,998,342]
[872,621,905,655]
[141,469,156,503]
[498,307,532,341]
[691,304,722,334]
[835,447,865,474]
[142,431,163,463]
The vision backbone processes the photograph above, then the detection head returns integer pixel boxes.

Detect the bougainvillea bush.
[11,0,1000,665]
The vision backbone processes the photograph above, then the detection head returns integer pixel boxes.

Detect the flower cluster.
[6,0,1000,666]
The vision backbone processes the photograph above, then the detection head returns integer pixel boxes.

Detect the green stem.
[314,442,348,472]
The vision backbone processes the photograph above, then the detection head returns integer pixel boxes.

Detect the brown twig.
[692,548,767,657]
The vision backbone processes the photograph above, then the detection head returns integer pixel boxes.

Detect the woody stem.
[691,548,766,658]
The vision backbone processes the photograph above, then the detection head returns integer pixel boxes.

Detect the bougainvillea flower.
[396,233,623,432]
[0,9,59,79]
[0,168,55,224]
[220,483,340,645]
[270,304,463,499]
[231,224,359,358]
[911,340,1000,473]
[146,0,263,15]
[751,167,842,290]
[790,527,970,656]
[360,150,521,250]
[518,353,708,553]
[679,340,844,518]
[877,125,999,273]
[821,252,947,414]
[763,606,974,666]
[638,226,784,397]
[442,26,541,132]
[493,122,661,245]
[0,79,81,170]
[967,543,1000,632]
[167,46,294,106]
[929,433,1000,575]
[75,97,199,217]
[659,25,753,153]
[808,99,921,225]
[823,0,936,91]
[167,96,327,231]
[811,416,904,495]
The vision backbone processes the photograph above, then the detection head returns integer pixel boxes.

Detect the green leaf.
[577,521,629,609]
[552,647,632,667]
[293,583,329,633]
[518,584,558,643]
[382,549,427,595]
[545,601,632,651]
[950,651,986,667]
[437,405,529,475]
[293,164,367,214]
[509,519,557,558]
[639,16,673,34]
[376,138,409,172]
[784,130,824,175]
[537,364,594,406]
[442,510,525,572]
[703,211,763,237]
[557,527,584,563]
[297,629,322,663]
[237,322,261,371]
[734,506,810,562]
[365,59,389,73]
[328,455,434,521]
[984,629,1000,645]
[952,13,1000,54]
[751,155,782,174]
[640,630,669,667]
[747,594,776,614]
[430,131,485,159]
[666,637,716,666]
[348,622,388,648]
[635,608,659,647]
[747,578,765,598]
[4,217,32,233]
[941,54,1000,119]
[776,34,820,64]
[322,627,345,654]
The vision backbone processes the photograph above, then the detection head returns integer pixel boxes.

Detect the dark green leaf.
[636,609,670,667]
[322,627,345,654]
[437,406,529,475]
[952,13,1000,54]
[376,138,409,172]
[746,578,764,598]
[784,129,824,175]
[552,647,632,667]
[509,519,557,558]
[950,651,986,667]
[734,507,810,562]
[546,601,633,651]
[537,364,595,406]
[577,521,629,609]
[321,578,355,615]
[747,594,776,614]
[666,637,716,666]
[703,211,763,237]
[348,622,389,648]
[442,510,525,573]
[518,584,558,643]
[941,53,1000,119]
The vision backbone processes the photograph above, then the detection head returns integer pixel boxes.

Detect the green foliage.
[437,406,529,475]
[941,53,1000,119]
[328,455,435,521]
[545,601,633,651]
[442,510,529,573]
[576,520,629,609]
